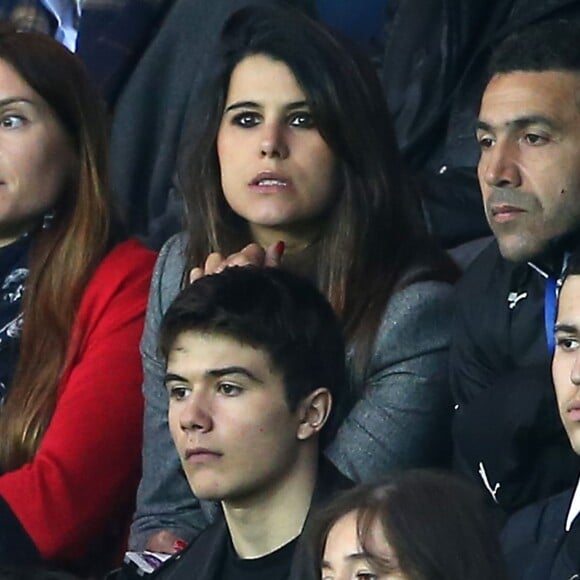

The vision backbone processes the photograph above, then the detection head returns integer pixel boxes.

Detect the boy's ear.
[296,388,332,441]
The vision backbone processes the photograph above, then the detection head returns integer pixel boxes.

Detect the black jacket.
[450,240,580,514]
[502,487,580,579]
[381,0,580,247]
[111,460,351,580]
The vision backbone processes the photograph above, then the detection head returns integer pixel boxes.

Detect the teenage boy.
[502,248,580,578]
[118,266,350,579]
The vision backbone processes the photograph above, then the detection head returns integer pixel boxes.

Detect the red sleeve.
[0,240,156,563]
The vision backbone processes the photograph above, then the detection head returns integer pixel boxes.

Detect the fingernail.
[173,539,188,552]
[275,241,285,256]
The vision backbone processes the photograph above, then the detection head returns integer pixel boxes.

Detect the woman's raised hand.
[189,241,285,283]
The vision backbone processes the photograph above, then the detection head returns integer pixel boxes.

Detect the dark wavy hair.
[177,3,458,396]
[0,26,121,470]
[309,469,509,580]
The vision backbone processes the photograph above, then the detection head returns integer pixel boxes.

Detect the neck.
[249,220,323,254]
[222,447,318,559]
[250,225,320,281]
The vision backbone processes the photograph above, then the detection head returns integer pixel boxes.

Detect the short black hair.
[159,266,348,446]
[489,19,580,76]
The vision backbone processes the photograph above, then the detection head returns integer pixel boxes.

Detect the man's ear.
[296,388,332,441]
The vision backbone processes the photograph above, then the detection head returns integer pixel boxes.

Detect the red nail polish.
[173,539,188,552]
[275,241,285,256]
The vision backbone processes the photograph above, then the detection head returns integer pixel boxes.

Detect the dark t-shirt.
[217,535,298,580]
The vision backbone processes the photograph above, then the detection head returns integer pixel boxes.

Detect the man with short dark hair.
[115,266,350,580]
[501,248,580,578]
[451,19,580,515]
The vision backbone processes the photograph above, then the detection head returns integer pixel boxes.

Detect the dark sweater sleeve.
[0,495,40,564]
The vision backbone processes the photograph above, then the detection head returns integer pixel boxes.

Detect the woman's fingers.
[144,529,188,554]
[189,267,204,283]
[204,252,225,274]
[188,241,285,283]
[265,240,285,267]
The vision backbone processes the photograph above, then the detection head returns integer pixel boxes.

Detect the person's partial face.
[477,71,580,262]
[166,331,306,505]
[0,58,76,247]
[216,54,336,248]
[321,510,408,580]
[553,274,580,454]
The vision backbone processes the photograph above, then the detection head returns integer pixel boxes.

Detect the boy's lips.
[184,447,222,463]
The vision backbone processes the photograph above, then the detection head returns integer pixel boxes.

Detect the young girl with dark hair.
[313,470,509,580]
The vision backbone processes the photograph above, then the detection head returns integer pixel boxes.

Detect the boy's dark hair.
[563,243,580,279]
[159,266,348,446]
[489,19,580,77]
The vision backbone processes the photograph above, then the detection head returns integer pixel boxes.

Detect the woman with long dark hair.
[132,2,458,553]
[0,27,156,573]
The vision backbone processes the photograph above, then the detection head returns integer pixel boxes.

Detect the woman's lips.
[249,172,292,192]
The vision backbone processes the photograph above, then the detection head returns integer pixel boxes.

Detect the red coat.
[0,239,156,565]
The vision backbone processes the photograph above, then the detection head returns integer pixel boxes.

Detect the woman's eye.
[0,114,26,129]
[218,382,243,396]
[289,111,314,128]
[232,112,260,128]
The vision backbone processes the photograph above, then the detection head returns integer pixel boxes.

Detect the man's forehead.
[479,70,580,126]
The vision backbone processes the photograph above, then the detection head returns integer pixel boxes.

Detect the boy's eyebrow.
[207,366,263,383]
[554,323,579,334]
[163,367,264,385]
[164,372,187,386]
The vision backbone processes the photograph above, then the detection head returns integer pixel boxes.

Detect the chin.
[568,433,580,456]
[497,235,545,263]
[187,476,225,502]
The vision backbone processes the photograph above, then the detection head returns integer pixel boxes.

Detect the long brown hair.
[0,28,120,470]
[178,4,458,399]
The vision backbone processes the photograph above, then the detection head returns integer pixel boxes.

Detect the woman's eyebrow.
[0,97,35,108]
[224,99,308,114]
[224,100,260,113]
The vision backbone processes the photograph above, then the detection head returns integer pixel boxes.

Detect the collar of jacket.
[526,228,580,279]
